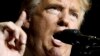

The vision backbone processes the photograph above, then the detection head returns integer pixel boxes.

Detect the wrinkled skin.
[0,11,27,56]
[0,0,83,56]
[24,0,83,56]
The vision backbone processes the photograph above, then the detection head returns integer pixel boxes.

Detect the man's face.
[29,0,82,48]
[29,0,81,36]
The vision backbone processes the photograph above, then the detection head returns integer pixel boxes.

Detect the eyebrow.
[70,8,79,13]
[45,4,64,10]
[70,6,80,13]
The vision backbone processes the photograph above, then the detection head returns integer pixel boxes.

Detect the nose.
[57,10,69,27]
[57,20,68,27]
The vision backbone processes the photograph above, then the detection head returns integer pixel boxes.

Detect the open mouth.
[53,29,80,44]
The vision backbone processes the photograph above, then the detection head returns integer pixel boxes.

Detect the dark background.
[0,0,100,37]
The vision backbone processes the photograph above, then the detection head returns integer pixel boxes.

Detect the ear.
[15,11,30,29]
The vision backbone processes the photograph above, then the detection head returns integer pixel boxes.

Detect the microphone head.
[53,29,81,44]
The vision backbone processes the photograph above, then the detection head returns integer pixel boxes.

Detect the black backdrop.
[0,0,100,37]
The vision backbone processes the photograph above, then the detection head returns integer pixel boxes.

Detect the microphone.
[53,29,100,56]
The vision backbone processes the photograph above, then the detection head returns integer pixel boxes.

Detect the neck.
[26,35,50,56]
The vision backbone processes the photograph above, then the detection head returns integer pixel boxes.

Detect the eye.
[70,9,78,18]
[45,6,62,15]
[71,12,78,18]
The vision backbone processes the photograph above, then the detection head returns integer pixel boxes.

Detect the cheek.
[42,12,59,30]
[30,15,58,35]
[42,16,57,33]
[68,21,79,29]
[42,11,58,23]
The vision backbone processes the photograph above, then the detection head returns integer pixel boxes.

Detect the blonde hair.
[77,0,91,28]
[79,0,91,12]
[21,0,91,13]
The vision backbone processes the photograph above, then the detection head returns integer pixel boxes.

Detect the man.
[0,0,91,56]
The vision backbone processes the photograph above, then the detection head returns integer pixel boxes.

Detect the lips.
[50,29,74,56]
[56,26,68,32]
[53,29,66,43]
[50,29,77,56]
[53,26,68,40]
[53,29,80,44]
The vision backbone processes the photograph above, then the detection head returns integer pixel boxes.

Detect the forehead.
[42,0,80,9]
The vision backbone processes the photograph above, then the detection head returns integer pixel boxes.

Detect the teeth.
[57,27,68,32]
